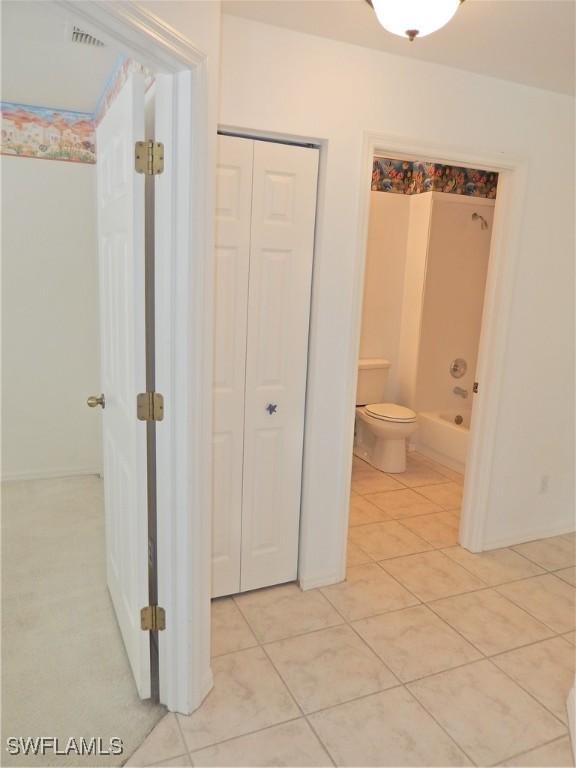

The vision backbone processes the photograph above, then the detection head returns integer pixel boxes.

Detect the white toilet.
[354,359,418,473]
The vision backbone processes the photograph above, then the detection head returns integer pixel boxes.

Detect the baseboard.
[481,521,575,551]
[1,467,102,483]
[298,570,344,591]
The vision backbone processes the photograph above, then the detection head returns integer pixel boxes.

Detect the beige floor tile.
[380,550,485,602]
[321,563,419,621]
[393,464,451,488]
[177,647,299,752]
[211,598,257,657]
[414,482,463,510]
[189,720,332,767]
[555,566,576,586]
[352,456,371,471]
[497,574,576,633]
[353,604,482,682]
[408,660,566,765]
[348,495,391,526]
[400,511,460,548]
[234,584,343,643]
[492,637,575,724]
[308,687,471,766]
[125,714,188,767]
[563,631,576,645]
[430,588,555,654]
[410,453,465,483]
[348,520,432,560]
[346,541,373,567]
[513,536,576,571]
[264,624,398,712]
[363,488,443,519]
[498,735,575,767]
[157,757,192,767]
[351,472,405,495]
[442,545,545,585]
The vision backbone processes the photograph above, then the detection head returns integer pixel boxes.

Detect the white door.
[96,72,150,697]
[212,136,319,596]
[241,140,318,591]
[212,136,253,597]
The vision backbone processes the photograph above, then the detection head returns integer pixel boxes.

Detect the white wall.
[2,156,101,480]
[220,14,574,572]
[415,194,494,413]
[360,191,409,401]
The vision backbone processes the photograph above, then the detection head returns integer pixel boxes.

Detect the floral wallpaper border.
[1,103,96,163]
[1,56,154,165]
[372,158,498,199]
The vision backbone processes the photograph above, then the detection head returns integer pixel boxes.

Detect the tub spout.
[453,386,468,398]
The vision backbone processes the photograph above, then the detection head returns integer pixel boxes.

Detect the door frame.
[54,0,214,714]
[353,132,529,554]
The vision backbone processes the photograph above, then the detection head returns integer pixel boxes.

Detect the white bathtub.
[415,409,471,473]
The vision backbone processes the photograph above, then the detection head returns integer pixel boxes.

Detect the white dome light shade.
[371,0,462,41]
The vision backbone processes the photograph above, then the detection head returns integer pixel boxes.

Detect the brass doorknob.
[87,394,105,409]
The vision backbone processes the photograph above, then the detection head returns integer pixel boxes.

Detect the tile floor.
[128,453,576,767]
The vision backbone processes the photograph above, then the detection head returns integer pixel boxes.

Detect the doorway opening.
[1,0,165,757]
[2,0,212,753]
[350,153,499,561]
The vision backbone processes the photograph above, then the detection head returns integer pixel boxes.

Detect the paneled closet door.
[212,136,253,598]
[240,141,319,592]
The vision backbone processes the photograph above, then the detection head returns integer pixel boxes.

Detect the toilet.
[354,359,418,473]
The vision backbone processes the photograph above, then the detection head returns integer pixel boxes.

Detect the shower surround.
[361,186,496,473]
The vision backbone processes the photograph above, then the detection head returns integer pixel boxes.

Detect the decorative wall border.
[372,157,498,198]
[0,104,96,163]
[1,55,154,164]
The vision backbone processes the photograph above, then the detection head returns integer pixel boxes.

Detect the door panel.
[212,136,253,597]
[96,73,150,696]
[241,141,319,592]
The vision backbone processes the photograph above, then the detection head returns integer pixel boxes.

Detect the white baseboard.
[298,570,344,591]
[1,467,102,483]
[480,521,575,551]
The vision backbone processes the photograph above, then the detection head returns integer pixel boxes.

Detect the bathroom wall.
[415,195,494,414]
[220,13,574,569]
[397,193,432,408]
[1,156,101,479]
[360,192,410,401]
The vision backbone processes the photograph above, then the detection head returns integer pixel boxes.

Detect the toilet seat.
[364,403,417,423]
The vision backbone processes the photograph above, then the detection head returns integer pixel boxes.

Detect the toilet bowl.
[355,403,418,473]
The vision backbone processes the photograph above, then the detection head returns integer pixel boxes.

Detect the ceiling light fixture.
[366,0,465,42]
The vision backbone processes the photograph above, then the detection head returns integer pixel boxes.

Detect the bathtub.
[415,409,471,473]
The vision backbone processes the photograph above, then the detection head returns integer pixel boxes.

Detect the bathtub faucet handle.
[453,386,468,399]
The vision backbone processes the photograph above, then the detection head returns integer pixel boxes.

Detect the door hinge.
[137,392,164,422]
[135,141,164,175]
[140,605,166,632]
[473,382,479,394]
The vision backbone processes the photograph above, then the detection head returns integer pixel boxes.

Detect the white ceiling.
[1,1,121,113]
[222,0,575,96]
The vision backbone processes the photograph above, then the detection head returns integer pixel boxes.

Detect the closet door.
[241,141,319,592]
[212,136,253,597]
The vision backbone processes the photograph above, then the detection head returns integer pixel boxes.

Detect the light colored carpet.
[2,476,164,766]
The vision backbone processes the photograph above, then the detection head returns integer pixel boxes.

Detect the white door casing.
[212,136,253,597]
[96,72,150,698]
[212,136,319,596]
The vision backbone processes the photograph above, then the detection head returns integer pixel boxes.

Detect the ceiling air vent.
[71,26,104,47]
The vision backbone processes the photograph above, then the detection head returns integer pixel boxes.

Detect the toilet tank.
[356,359,391,405]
